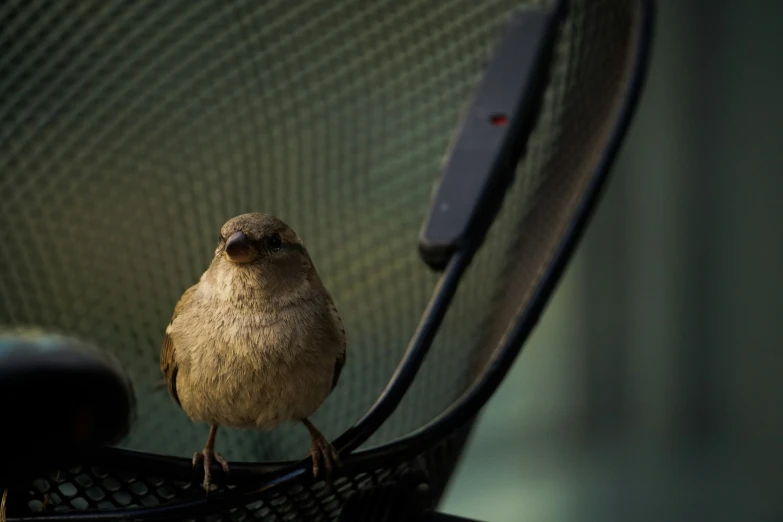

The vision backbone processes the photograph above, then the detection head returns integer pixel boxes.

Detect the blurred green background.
[442,2,783,521]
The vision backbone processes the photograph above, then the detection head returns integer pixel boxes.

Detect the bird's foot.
[192,448,230,492]
[308,430,341,481]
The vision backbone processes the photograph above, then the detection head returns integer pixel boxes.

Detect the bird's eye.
[269,233,282,252]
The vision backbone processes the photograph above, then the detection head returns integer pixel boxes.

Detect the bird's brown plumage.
[159,212,346,490]
[160,284,198,408]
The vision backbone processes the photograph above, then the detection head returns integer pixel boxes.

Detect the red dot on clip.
[490,114,508,126]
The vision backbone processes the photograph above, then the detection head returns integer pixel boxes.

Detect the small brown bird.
[160,213,346,491]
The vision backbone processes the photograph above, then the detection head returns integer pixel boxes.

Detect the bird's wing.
[304,263,347,392]
[332,347,346,391]
[160,284,197,408]
[328,299,347,391]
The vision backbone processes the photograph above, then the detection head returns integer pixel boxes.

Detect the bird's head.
[209,213,314,294]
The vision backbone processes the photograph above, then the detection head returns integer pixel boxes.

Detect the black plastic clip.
[418,0,567,271]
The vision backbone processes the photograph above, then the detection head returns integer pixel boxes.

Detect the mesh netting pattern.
[4,424,475,521]
[0,0,644,519]
[9,457,424,521]
[0,0,546,462]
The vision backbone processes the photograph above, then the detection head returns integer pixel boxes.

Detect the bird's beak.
[224,231,257,264]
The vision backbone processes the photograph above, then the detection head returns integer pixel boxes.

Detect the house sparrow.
[160,213,346,491]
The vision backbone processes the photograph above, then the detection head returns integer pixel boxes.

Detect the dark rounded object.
[0,331,136,487]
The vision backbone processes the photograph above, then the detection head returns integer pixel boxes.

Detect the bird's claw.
[308,432,341,482]
[192,448,230,492]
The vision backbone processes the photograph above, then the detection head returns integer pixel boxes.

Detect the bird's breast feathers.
[167,284,342,429]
